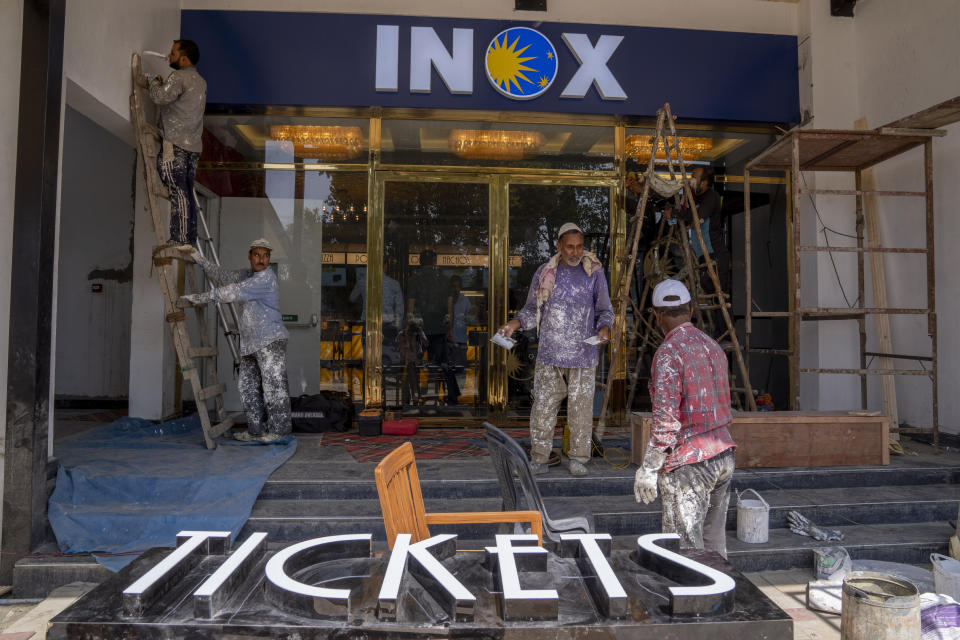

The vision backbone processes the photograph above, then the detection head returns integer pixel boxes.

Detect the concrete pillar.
[2,0,66,579]
[128,156,176,420]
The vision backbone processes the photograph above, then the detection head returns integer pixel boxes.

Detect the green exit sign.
[282,314,298,322]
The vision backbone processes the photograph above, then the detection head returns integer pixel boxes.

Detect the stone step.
[724,521,955,572]
[240,483,960,542]
[260,457,960,501]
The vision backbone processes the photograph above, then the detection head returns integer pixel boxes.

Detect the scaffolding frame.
[744,128,941,445]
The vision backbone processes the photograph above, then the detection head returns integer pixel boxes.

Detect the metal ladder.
[597,103,756,432]
[130,52,243,448]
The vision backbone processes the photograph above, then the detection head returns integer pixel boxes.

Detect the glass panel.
[382,181,489,416]
[195,169,368,408]
[203,115,370,165]
[506,184,611,414]
[382,120,614,171]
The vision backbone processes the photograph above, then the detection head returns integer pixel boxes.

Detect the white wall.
[55,107,135,399]
[63,0,181,141]
[60,0,182,419]
[183,0,799,35]
[851,0,960,433]
[799,0,959,433]
[797,0,860,410]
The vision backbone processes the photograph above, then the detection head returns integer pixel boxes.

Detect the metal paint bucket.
[932,553,960,600]
[736,488,769,543]
[840,571,920,640]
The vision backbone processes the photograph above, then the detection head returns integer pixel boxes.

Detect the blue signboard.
[182,10,799,123]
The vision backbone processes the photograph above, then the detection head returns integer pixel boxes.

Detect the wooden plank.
[630,413,651,466]
[631,411,887,468]
[880,96,960,130]
[188,346,217,358]
[855,117,899,441]
[209,411,244,439]
[197,383,227,401]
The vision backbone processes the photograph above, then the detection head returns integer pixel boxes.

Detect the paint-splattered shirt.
[515,262,614,368]
[194,257,288,356]
[649,323,735,473]
[149,67,206,153]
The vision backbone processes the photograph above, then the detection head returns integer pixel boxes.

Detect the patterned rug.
[320,427,628,463]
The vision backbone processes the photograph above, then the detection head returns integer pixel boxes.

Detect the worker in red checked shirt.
[633,279,736,558]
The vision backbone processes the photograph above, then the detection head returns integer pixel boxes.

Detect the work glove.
[633,446,667,504]
[786,510,844,542]
[177,293,206,308]
[173,247,202,263]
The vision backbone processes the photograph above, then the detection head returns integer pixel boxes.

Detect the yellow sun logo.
[487,34,536,94]
[485,27,558,100]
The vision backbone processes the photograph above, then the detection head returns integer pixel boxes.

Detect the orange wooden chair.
[374,441,543,549]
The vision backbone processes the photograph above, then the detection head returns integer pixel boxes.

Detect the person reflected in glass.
[407,249,460,407]
[446,275,473,401]
[349,262,404,367]
[397,319,428,407]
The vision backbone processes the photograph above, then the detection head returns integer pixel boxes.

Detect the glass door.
[367,174,492,416]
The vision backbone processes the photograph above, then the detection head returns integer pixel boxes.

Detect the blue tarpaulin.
[48,416,296,571]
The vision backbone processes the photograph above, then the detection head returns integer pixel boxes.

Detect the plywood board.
[631,412,888,469]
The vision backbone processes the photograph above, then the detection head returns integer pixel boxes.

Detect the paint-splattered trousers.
[658,448,735,558]
[238,339,292,435]
[156,141,200,246]
[529,361,596,465]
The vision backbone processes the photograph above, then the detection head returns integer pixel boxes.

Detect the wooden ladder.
[130,53,242,449]
[598,103,756,431]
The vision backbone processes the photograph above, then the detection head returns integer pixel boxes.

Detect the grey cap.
[249,238,273,251]
[557,222,583,240]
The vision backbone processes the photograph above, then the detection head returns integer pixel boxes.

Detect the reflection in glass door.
[376,177,490,416]
[505,183,613,416]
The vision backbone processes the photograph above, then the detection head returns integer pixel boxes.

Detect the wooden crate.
[631,411,889,468]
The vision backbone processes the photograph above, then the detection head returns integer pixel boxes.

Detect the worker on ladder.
[664,167,728,295]
[144,39,206,249]
[177,239,292,442]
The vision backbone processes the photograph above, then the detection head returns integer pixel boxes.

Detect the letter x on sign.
[560,33,627,100]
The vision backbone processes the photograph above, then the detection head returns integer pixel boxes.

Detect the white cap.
[652,279,691,307]
[249,238,272,251]
[557,222,583,240]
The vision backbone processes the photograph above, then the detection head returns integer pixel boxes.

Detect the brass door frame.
[365,170,495,408]
[491,175,621,413]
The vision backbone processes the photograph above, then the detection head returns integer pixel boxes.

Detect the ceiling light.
[269,125,364,160]
[449,129,544,160]
[625,135,714,163]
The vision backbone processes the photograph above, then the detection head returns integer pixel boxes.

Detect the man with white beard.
[498,223,614,477]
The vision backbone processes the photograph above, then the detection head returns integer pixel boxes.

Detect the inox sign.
[375,25,627,101]
[122,530,736,622]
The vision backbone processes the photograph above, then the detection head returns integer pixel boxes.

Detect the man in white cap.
[178,239,291,442]
[634,278,736,557]
[498,222,614,477]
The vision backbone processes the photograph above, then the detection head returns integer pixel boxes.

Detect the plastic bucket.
[840,571,920,640]
[736,488,769,543]
[932,553,960,601]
